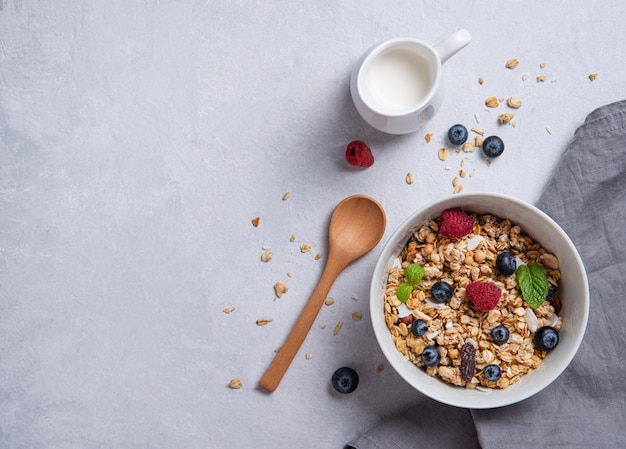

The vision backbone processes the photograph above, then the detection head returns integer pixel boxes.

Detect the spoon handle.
[259,258,344,392]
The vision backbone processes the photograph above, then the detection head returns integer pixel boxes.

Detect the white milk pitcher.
[350,29,472,135]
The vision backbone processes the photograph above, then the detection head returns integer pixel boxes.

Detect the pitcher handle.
[435,29,472,64]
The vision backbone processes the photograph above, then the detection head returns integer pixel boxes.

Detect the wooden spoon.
[259,195,386,392]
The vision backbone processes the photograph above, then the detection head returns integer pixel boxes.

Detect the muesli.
[384,209,562,389]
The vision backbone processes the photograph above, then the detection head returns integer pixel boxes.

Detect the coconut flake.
[391,257,402,269]
[425,330,439,340]
[525,308,539,332]
[548,313,559,327]
[397,303,412,318]
[424,297,446,308]
[466,235,484,251]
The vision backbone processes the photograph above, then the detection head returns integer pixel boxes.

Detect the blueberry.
[496,251,516,276]
[482,135,505,158]
[484,364,502,381]
[447,124,468,146]
[412,318,428,337]
[421,345,441,367]
[491,325,510,345]
[331,367,359,394]
[431,281,453,304]
[534,326,559,351]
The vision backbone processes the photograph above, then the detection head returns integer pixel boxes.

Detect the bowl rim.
[369,191,589,408]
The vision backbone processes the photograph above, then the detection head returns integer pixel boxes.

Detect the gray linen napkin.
[346,99,626,449]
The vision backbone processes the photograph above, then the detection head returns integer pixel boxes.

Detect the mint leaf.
[516,263,549,309]
[405,263,425,286]
[396,283,413,303]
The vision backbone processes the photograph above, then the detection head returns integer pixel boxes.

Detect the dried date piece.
[460,341,477,382]
[546,286,562,313]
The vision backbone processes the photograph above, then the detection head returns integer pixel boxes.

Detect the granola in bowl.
[384,210,563,389]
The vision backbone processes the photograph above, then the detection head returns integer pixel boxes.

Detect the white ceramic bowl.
[370,192,589,409]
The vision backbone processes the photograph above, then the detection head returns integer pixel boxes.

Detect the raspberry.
[345,140,374,168]
[439,209,475,238]
[466,282,501,311]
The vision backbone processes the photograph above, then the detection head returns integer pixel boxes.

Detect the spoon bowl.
[259,195,386,392]
[327,195,387,269]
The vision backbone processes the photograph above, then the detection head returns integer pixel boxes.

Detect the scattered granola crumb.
[462,142,476,153]
[222,308,235,314]
[352,312,363,321]
[460,159,465,167]
[325,298,335,306]
[471,127,484,136]
[320,324,327,330]
[305,353,313,360]
[256,318,272,326]
[261,250,273,262]
[406,172,414,185]
[459,169,467,178]
[475,135,484,147]
[452,177,460,187]
[505,58,519,69]
[478,77,484,85]
[289,234,296,242]
[282,191,291,201]
[274,282,288,298]
[546,126,553,135]
[377,364,385,373]
[499,113,514,124]
[589,73,598,81]
[300,243,312,253]
[274,346,281,353]
[315,253,322,260]
[507,97,522,109]
[486,160,493,167]
[453,184,464,194]
[485,96,499,108]
[521,73,530,81]
[287,272,292,278]
[438,147,449,161]
[228,378,243,389]
[474,113,481,123]
[333,321,344,336]
[425,133,433,143]
[251,217,261,227]
[351,293,360,301]
[536,75,547,82]
[540,62,546,69]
